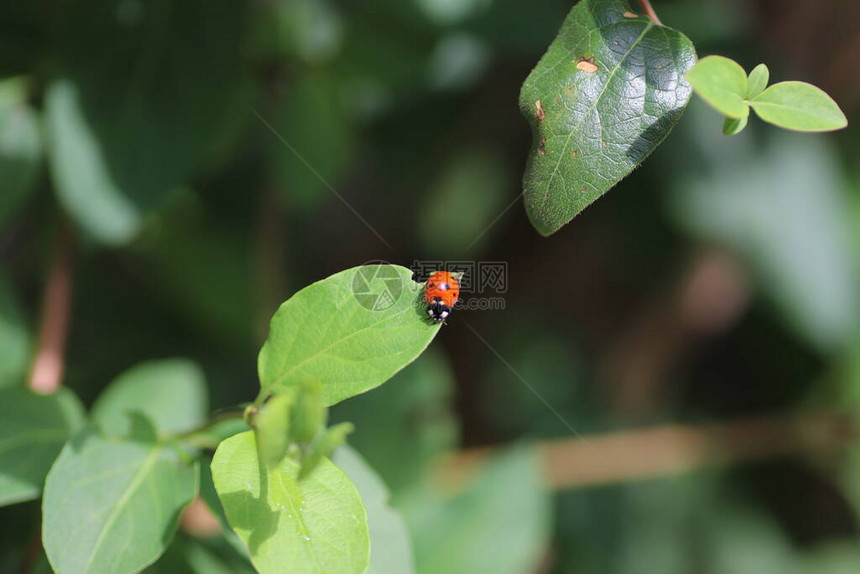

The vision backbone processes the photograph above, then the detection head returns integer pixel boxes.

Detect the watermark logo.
[352,262,403,311]
[409,260,508,295]
[410,260,507,312]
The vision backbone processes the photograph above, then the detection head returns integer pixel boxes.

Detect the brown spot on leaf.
[535,100,546,122]
[623,11,638,18]
[575,57,599,73]
[538,138,547,155]
[581,187,589,193]
[553,97,561,103]
[601,141,608,147]
[570,150,578,158]
[566,86,573,94]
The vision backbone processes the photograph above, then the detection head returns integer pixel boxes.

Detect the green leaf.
[332,446,415,574]
[46,0,251,245]
[745,63,769,99]
[253,393,294,469]
[0,78,41,228]
[211,431,369,574]
[0,274,31,388]
[0,388,84,506]
[258,264,440,406]
[298,422,354,480]
[42,426,198,574]
[91,359,208,438]
[520,0,696,235]
[685,55,749,119]
[749,81,848,132]
[722,115,748,136]
[400,446,552,574]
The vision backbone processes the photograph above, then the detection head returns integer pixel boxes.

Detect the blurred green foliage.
[0,0,859,572]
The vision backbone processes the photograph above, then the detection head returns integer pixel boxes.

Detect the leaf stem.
[28,219,74,395]
[173,407,247,444]
[637,0,663,26]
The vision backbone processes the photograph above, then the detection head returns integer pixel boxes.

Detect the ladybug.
[424,271,460,322]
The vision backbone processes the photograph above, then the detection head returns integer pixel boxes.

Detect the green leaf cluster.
[0,360,209,573]
[686,56,848,134]
[210,263,444,574]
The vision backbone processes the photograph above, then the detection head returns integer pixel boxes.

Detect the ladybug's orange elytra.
[424,271,460,322]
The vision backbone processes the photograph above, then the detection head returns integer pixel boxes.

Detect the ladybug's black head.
[426,300,451,322]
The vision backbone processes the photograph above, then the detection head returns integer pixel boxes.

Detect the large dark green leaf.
[520,0,696,235]
[42,425,198,574]
[0,388,84,506]
[46,0,251,245]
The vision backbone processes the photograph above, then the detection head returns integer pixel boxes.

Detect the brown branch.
[28,220,74,395]
[440,409,857,491]
[638,0,663,26]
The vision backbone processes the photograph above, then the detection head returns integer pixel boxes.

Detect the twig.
[637,0,663,26]
[28,220,74,395]
[17,527,42,574]
[440,409,857,491]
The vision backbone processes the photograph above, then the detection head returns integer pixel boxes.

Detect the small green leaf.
[333,446,415,574]
[254,393,294,469]
[91,359,208,438]
[749,81,848,132]
[0,388,84,506]
[746,63,769,99]
[258,265,440,406]
[211,431,369,574]
[520,0,696,235]
[722,115,748,136]
[685,55,749,119]
[43,426,198,574]
[0,78,41,228]
[298,422,354,480]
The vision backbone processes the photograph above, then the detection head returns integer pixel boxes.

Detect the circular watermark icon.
[351,261,404,312]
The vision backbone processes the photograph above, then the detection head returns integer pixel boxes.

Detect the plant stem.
[28,220,74,395]
[441,409,857,491]
[637,0,663,26]
[173,407,247,443]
